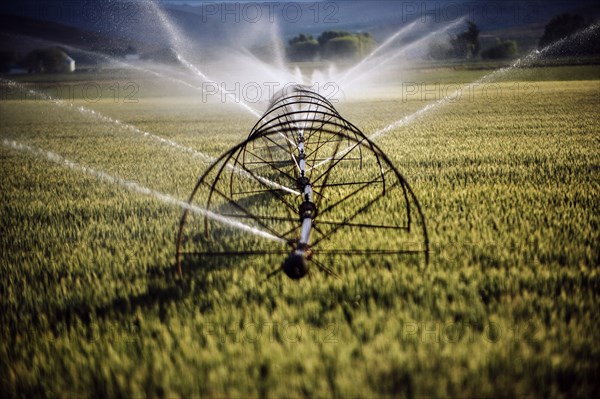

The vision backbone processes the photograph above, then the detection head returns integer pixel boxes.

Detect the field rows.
[1,70,599,398]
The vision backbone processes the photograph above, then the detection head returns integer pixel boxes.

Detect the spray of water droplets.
[1,139,285,243]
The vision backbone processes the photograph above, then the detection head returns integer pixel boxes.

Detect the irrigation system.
[176,86,429,279]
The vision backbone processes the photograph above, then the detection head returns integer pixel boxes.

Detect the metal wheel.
[176,86,428,279]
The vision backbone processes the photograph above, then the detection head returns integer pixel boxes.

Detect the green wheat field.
[1,64,599,398]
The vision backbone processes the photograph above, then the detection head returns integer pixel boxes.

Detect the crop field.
[1,65,599,398]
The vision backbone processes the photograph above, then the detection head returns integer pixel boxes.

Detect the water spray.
[0,78,296,194]
[340,17,466,90]
[368,23,600,141]
[1,139,283,243]
[145,0,263,117]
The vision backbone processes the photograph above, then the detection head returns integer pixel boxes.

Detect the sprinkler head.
[282,252,309,279]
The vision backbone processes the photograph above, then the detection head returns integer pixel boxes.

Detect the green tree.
[427,39,453,60]
[289,34,315,46]
[481,39,519,59]
[428,21,480,60]
[537,13,599,56]
[317,31,351,47]
[287,35,319,62]
[355,32,376,57]
[539,13,588,49]
[323,36,359,59]
[286,31,377,61]
[450,20,480,58]
[22,48,71,73]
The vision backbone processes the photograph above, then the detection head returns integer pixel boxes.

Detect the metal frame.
[176,86,429,279]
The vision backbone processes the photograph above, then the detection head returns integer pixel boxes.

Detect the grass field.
[1,64,599,398]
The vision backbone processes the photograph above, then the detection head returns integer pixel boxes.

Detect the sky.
[1,0,598,49]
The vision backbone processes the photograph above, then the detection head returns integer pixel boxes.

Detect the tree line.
[287,13,598,63]
[0,48,75,73]
[287,31,376,62]
[1,12,597,73]
[428,13,598,61]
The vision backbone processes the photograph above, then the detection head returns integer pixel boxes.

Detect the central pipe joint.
[299,201,317,220]
[176,85,430,281]
[296,176,310,191]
